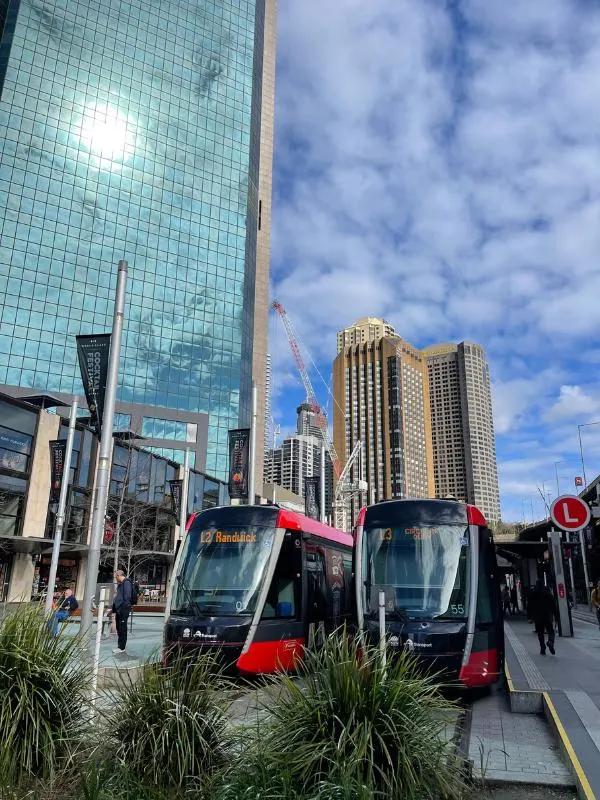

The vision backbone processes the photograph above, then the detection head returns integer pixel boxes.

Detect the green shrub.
[0,605,91,787]
[222,633,466,800]
[102,653,231,793]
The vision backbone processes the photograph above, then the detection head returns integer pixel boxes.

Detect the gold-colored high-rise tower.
[333,319,435,518]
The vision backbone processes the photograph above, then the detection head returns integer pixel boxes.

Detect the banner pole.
[179,448,189,540]
[45,396,78,616]
[81,260,127,651]
[320,443,326,523]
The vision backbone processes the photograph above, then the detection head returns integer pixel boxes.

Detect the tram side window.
[262,536,301,620]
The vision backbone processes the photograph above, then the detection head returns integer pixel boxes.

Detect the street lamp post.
[577,421,600,490]
[553,460,567,498]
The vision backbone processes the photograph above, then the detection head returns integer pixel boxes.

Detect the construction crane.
[272,300,341,478]
[272,300,368,530]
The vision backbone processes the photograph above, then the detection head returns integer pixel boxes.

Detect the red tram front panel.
[164,505,353,674]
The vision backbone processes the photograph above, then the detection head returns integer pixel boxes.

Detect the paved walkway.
[505,615,600,798]
[63,612,164,672]
[469,691,573,787]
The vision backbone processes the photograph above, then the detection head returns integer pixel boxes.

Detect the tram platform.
[504,616,600,799]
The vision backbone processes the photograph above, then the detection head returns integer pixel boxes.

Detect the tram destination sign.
[550,495,591,532]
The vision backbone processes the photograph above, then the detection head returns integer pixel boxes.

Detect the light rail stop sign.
[550,495,591,532]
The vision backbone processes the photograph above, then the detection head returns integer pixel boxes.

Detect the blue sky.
[267,0,600,523]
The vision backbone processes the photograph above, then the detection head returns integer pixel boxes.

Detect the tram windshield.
[362,523,470,620]
[171,524,275,616]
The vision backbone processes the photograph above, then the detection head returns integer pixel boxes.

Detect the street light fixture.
[553,460,567,497]
[577,421,600,488]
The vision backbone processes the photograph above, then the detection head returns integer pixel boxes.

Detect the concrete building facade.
[424,342,501,522]
[337,317,397,354]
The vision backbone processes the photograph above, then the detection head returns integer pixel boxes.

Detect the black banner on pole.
[169,479,183,519]
[228,428,250,500]
[76,333,111,436]
[49,439,67,503]
[305,476,320,520]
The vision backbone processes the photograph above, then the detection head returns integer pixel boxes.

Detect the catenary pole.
[80,260,127,651]
[44,396,78,615]
[320,442,326,523]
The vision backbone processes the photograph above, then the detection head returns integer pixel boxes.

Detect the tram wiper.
[174,573,203,617]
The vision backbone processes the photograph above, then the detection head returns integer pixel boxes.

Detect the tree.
[490,520,525,540]
[100,439,176,592]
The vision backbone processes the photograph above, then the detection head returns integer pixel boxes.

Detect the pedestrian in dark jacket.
[112,570,133,655]
[528,580,557,655]
[510,586,518,615]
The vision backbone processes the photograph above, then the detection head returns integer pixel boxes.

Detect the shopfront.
[31,555,81,601]
[0,396,37,600]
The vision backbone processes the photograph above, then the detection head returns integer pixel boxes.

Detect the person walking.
[510,585,519,615]
[591,580,600,630]
[112,570,133,655]
[502,585,511,616]
[529,579,557,655]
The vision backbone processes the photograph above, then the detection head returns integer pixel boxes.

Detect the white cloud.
[545,385,600,422]
[272,0,600,517]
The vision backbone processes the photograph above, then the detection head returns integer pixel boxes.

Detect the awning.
[496,540,548,561]
[0,535,88,555]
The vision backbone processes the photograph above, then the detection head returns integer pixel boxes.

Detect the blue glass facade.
[0,0,267,477]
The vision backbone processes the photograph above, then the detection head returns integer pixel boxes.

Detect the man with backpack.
[112,570,138,655]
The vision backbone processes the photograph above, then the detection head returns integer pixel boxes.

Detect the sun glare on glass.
[77,103,135,162]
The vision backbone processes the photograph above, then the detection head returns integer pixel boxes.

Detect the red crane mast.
[271,301,341,478]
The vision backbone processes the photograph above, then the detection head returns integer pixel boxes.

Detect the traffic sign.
[550,495,591,532]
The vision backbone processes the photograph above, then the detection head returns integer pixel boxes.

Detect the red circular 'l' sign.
[550,495,591,531]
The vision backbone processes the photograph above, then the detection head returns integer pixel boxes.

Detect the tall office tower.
[0,0,276,479]
[264,352,272,464]
[424,342,501,522]
[251,0,277,492]
[337,317,397,354]
[333,322,435,519]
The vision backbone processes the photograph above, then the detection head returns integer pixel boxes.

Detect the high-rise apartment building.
[0,0,276,479]
[333,321,435,516]
[265,404,333,517]
[424,342,500,522]
[337,317,397,353]
[296,402,322,439]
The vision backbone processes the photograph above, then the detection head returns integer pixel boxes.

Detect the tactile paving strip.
[505,621,551,691]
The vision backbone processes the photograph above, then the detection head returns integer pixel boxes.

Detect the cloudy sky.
[268,0,600,523]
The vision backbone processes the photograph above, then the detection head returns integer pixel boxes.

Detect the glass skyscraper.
[0,0,275,478]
